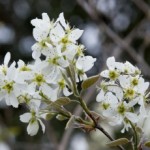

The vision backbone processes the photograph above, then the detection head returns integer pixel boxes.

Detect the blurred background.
[0,0,150,150]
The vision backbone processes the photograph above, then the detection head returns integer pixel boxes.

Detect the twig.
[96,125,125,150]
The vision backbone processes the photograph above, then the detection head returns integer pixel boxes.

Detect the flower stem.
[130,122,138,150]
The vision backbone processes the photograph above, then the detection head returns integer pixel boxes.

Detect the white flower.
[0,52,15,75]
[76,56,96,81]
[103,101,138,127]
[31,13,54,59]
[20,101,45,136]
[22,59,58,101]
[123,61,140,75]
[96,81,123,102]
[100,57,123,80]
[56,12,70,30]
[0,65,27,108]
[58,78,72,96]
[42,46,69,76]
[50,14,83,51]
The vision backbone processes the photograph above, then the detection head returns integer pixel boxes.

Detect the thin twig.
[96,125,125,150]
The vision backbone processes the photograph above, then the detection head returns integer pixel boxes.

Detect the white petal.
[8,93,19,108]
[27,120,39,136]
[118,75,130,88]
[30,99,41,108]
[42,13,50,24]
[41,84,58,101]
[63,44,77,60]
[20,113,32,123]
[57,12,68,29]
[128,97,139,107]
[108,86,123,101]
[38,119,45,133]
[0,91,5,101]
[137,78,149,94]
[125,112,138,123]
[96,90,105,102]
[105,92,118,105]
[68,29,83,42]
[7,66,16,80]
[4,52,11,66]
[50,23,65,43]
[106,57,115,69]
[17,59,25,68]
[76,56,96,72]
[100,70,109,78]
[58,57,69,68]
[33,28,48,42]
[32,44,41,59]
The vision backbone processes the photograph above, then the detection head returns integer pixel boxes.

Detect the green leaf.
[106,138,129,147]
[56,114,68,121]
[82,75,100,89]
[68,64,76,83]
[65,115,75,129]
[144,141,150,147]
[54,97,71,106]
[45,113,56,120]
[135,126,142,135]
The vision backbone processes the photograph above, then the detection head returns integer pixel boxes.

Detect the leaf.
[45,113,56,120]
[106,138,129,147]
[54,97,71,106]
[65,115,75,129]
[144,141,150,147]
[135,126,143,135]
[68,64,76,83]
[82,75,100,89]
[56,114,68,121]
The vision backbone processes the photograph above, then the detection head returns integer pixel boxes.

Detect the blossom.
[0,64,26,108]
[50,13,83,55]
[100,57,123,80]
[96,81,123,102]
[58,78,72,96]
[31,13,54,59]
[0,52,13,75]
[97,57,150,132]
[20,101,46,136]
[75,56,96,81]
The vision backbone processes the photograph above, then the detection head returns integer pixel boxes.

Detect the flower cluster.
[0,13,96,136]
[96,57,149,132]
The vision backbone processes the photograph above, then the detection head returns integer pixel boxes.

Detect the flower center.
[125,88,135,99]
[61,37,69,44]
[20,65,31,71]
[102,103,110,110]
[3,81,14,93]
[58,79,65,89]
[109,70,119,80]
[131,78,138,86]
[117,103,126,115]
[34,74,45,86]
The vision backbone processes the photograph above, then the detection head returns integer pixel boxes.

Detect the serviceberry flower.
[20,101,46,136]
[97,57,149,132]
